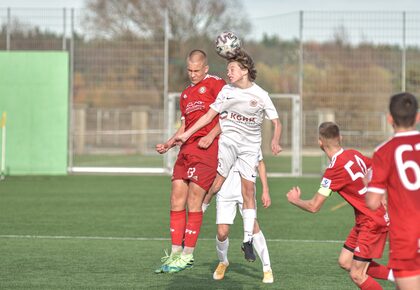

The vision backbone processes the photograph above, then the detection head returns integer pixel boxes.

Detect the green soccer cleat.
[163,253,194,273]
[154,250,180,274]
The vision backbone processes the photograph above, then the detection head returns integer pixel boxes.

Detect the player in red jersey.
[154,50,226,273]
[287,122,394,290]
[366,92,420,290]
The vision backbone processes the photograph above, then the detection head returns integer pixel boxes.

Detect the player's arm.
[156,119,185,154]
[202,182,218,212]
[176,108,218,143]
[286,186,328,213]
[198,122,221,149]
[365,191,384,210]
[257,160,271,208]
[270,118,282,155]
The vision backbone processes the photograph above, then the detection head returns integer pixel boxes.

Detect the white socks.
[216,236,229,264]
[242,209,256,243]
[253,231,271,272]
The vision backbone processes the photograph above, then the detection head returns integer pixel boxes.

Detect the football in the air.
[215,31,241,58]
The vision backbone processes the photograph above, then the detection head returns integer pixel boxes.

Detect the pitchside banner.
[0,52,68,175]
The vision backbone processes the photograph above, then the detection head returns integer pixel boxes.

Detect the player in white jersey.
[177,49,282,261]
[202,150,273,283]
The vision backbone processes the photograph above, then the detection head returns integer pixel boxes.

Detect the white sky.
[0,0,419,16]
[1,0,419,42]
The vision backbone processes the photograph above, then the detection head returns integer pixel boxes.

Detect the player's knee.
[217,230,229,241]
[338,258,351,271]
[349,269,365,285]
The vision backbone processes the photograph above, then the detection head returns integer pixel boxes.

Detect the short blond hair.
[188,49,208,66]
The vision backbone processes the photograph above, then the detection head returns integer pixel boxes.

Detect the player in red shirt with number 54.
[287,122,394,290]
[366,92,420,290]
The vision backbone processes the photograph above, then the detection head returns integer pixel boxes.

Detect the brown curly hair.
[228,49,257,82]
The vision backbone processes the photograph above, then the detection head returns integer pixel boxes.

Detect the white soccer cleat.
[213,262,229,280]
[262,270,274,283]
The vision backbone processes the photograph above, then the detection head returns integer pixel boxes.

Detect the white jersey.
[210,83,279,148]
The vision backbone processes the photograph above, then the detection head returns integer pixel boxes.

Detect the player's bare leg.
[350,259,383,290]
[214,224,230,280]
[338,247,394,283]
[252,221,273,283]
[338,247,353,271]
[241,177,256,262]
[395,275,420,290]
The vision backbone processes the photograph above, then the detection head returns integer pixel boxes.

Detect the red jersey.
[180,74,226,145]
[368,131,420,263]
[318,148,389,230]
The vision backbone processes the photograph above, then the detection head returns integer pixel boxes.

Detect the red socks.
[366,261,390,280]
[359,276,383,290]
[170,209,186,246]
[184,211,203,248]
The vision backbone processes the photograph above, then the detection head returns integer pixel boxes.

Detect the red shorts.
[172,141,218,191]
[344,226,387,260]
[389,254,420,273]
[393,268,420,278]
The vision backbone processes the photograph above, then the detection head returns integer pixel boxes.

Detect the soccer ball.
[215,31,241,58]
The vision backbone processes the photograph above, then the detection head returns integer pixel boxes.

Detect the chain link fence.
[1,8,419,174]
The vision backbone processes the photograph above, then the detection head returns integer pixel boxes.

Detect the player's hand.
[156,143,169,154]
[202,203,210,213]
[261,191,271,208]
[286,186,301,203]
[271,140,282,155]
[198,135,213,149]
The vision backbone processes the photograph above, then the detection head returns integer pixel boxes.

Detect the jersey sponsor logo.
[185,100,205,114]
[321,177,332,188]
[354,246,360,253]
[220,111,228,120]
[249,99,258,107]
[227,112,257,125]
[199,86,207,94]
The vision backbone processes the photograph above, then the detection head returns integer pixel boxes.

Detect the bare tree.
[83,0,251,39]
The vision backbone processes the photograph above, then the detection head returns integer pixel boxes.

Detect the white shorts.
[216,169,257,225]
[217,135,259,182]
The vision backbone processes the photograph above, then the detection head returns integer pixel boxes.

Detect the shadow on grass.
[162,259,272,290]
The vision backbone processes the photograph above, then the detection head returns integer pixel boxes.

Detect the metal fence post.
[68,8,75,171]
[6,7,10,50]
[62,8,66,51]
[402,11,406,92]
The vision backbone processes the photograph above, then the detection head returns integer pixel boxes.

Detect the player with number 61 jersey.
[367,130,420,268]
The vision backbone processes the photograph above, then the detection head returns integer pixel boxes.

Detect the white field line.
[0,234,343,244]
